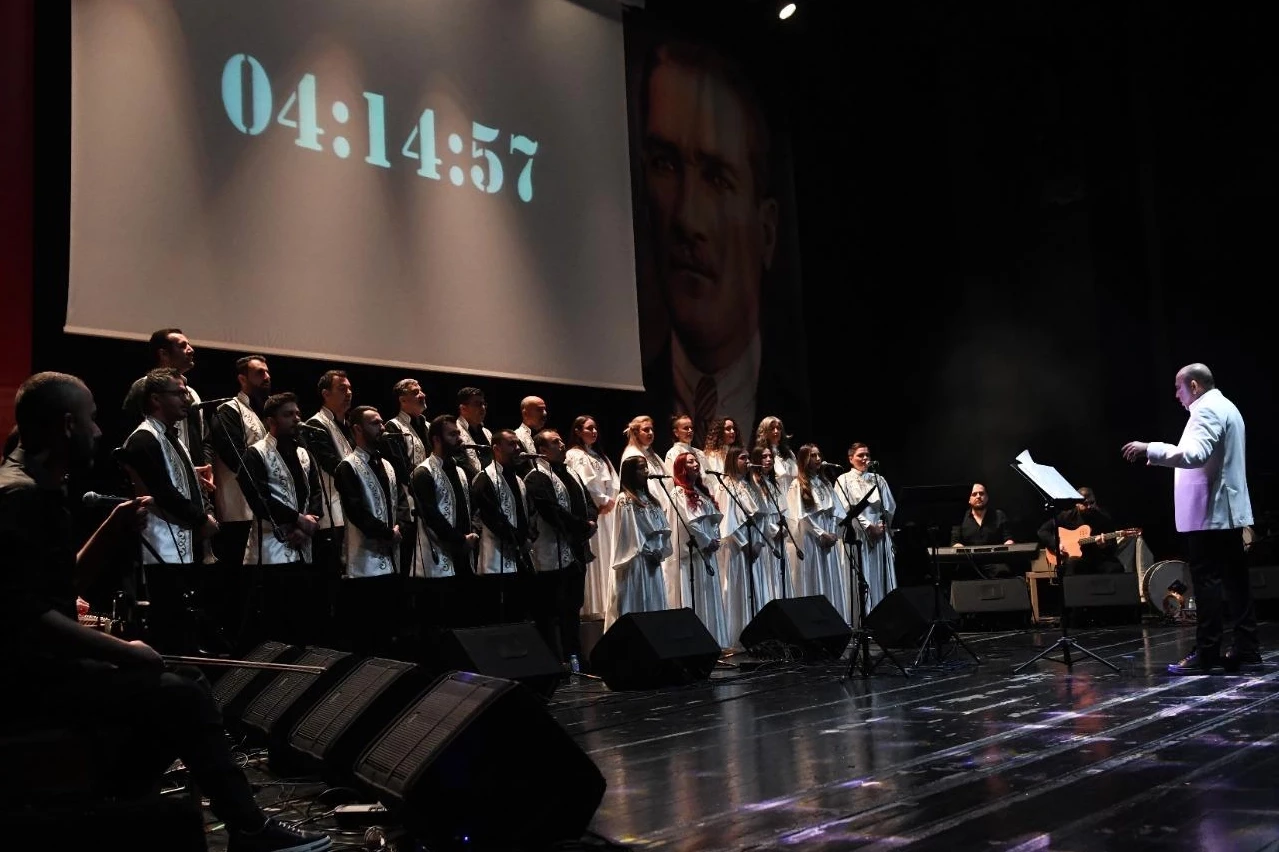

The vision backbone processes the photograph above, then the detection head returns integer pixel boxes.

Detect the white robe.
[718,476,772,649]
[755,476,793,601]
[772,449,799,500]
[834,469,898,612]
[566,446,619,623]
[623,444,679,608]
[672,485,730,648]
[664,442,708,476]
[787,477,853,626]
[609,493,672,623]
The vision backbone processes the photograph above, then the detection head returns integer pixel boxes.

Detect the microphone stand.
[652,476,706,615]
[708,471,760,619]
[757,471,802,599]
[835,471,907,679]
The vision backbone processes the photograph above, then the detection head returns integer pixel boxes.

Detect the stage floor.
[204,619,1279,852]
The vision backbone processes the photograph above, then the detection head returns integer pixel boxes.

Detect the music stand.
[892,484,981,668]
[1010,450,1119,674]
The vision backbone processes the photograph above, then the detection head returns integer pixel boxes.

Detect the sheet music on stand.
[1013,450,1083,504]
[1009,449,1119,674]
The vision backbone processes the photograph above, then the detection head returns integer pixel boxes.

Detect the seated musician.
[1037,486,1125,576]
[951,482,1016,577]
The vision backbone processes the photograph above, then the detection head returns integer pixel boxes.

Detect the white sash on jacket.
[130,417,197,565]
[244,436,314,565]
[212,394,266,523]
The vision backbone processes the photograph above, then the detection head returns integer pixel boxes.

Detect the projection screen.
[69,0,642,389]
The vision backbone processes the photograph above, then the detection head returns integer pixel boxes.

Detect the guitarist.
[1037,486,1125,575]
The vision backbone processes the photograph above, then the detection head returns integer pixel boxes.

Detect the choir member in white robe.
[715,445,772,649]
[756,415,799,497]
[701,417,741,478]
[566,415,619,625]
[834,442,898,613]
[752,444,792,602]
[787,444,854,626]
[610,456,672,624]
[664,413,709,476]
[622,415,678,606]
[671,452,731,648]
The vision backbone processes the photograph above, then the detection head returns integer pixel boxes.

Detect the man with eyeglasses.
[951,483,1016,578]
[1036,486,1125,576]
[118,368,220,652]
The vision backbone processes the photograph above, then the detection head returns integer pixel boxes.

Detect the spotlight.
[779,3,797,20]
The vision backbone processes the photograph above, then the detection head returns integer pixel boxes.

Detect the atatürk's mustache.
[668,246,716,279]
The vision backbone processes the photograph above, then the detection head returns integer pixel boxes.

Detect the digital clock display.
[68,0,643,391]
[220,55,540,202]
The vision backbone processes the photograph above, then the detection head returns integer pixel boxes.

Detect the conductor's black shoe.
[1167,649,1222,674]
[1223,648,1263,673]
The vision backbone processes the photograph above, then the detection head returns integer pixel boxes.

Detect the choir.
[121,332,898,665]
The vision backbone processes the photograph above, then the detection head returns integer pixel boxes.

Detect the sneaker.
[1168,649,1222,675]
[228,818,332,852]
[1223,648,1264,673]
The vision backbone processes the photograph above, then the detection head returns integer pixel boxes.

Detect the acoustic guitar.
[1045,525,1142,566]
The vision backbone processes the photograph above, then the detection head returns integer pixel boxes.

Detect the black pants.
[559,562,586,660]
[10,662,263,832]
[528,569,565,661]
[312,526,345,646]
[238,562,323,649]
[1187,528,1256,656]
[338,573,403,656]
[210,520,251,649]
[143,564,232,657]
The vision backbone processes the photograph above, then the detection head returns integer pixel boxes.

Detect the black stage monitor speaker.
[289,657,436,782]
[1063,574,1142,625]
[864,586,958,648]
[436,622,563,701]
[240,647,359,746]
[591,608,720,691]
[211,641,302,726]
[950,578,1033,629]
[354,671,606,850]
[739,595,852,660]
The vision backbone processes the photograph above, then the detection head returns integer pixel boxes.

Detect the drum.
[1116,534,1154,598]
[1142,559,1193,618]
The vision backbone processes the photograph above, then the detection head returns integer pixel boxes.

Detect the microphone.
[747,463,768,471]
[868,460,881,473]
[517,452,547,460]
[462,443,493,454]
[192,397,235,409]
[648,473,671,480]
[83,491,130,507]
[705,469,726,479]
[820,462,844,471]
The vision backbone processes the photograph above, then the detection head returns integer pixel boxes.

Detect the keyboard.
[933,543,1039,563]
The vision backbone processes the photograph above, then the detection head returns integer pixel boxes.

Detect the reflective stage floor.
[209,619,1279,852]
